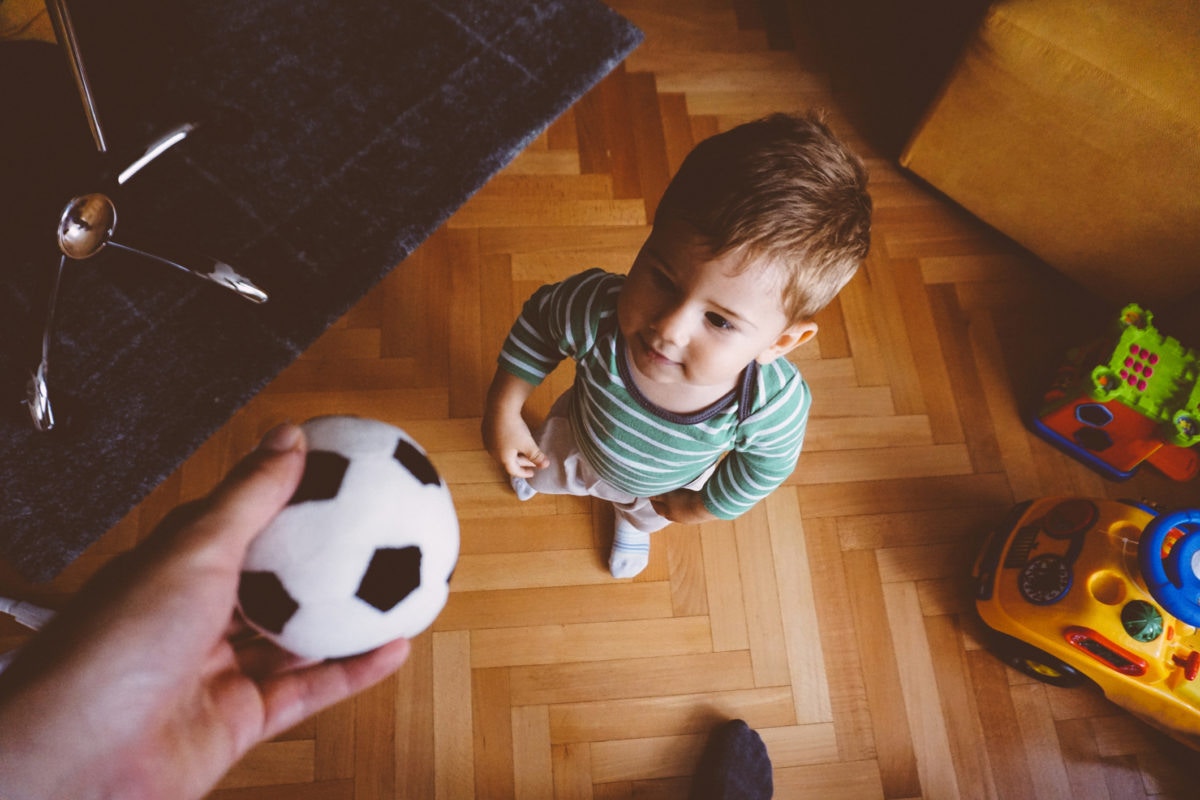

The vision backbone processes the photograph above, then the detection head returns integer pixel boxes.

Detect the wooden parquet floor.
[3,0,1198,797]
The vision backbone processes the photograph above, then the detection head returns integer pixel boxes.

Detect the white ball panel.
[238,416,459,659]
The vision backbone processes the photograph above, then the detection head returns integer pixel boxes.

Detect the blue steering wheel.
[1138,509,1200,628]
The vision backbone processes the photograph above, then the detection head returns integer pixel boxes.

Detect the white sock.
[610,522,651,578]
[511,476,537,501]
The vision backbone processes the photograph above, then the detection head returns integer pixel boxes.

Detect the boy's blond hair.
[653,111,872,323]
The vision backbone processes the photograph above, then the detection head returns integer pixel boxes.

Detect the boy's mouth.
[640,335,681,367]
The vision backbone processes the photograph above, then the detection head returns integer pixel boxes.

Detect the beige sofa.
[900,0,1200,306]
[0,0,54,43]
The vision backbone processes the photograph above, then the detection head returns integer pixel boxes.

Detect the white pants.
[526,391,714,534]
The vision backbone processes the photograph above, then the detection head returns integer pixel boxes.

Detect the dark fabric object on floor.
[690,719,774,800]
[0,0,641,581]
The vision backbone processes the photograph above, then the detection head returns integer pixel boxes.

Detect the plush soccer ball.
[237,415,459,659]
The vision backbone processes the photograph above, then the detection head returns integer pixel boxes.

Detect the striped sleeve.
[497,269,622,385]
[700,359,811,519]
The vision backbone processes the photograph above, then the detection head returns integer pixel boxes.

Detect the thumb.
[168,423,308,563]
[528,446,549,467]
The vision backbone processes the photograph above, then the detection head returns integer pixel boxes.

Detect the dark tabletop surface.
[0,0,641,581]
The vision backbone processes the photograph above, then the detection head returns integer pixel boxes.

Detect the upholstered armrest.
[900,0,1200,305]
[0,0,55,43]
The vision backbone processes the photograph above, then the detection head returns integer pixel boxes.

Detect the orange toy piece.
[1031,304,1200,481]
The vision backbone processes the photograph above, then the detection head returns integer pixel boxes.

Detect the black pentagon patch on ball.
[392,439,441,486]
[238,571,299,634]
[288,450,351,504]
[356,546,422,611]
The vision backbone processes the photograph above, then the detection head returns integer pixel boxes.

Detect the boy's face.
[617,219,816,395]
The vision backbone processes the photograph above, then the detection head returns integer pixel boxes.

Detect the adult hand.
[0,423,412,800]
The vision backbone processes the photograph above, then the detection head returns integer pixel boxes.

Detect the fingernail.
[259,423,302,453]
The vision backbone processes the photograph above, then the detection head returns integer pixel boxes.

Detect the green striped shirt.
[499,269,810,520]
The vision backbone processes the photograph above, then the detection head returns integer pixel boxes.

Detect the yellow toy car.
[973,497,1200,749]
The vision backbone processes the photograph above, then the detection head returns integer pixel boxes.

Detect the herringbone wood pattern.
[3,0,1197,797]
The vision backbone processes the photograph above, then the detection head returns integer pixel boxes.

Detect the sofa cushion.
[900,0,1200,305]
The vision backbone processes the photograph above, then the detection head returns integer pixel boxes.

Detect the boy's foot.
[510,476,537,501]
[610,522,650,578]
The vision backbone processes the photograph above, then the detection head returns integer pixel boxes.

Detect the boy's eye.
[705,311,734,330]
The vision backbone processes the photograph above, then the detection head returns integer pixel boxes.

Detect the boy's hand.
[482,410,549,478]
[482,369,548,479]
[649,489,718,525]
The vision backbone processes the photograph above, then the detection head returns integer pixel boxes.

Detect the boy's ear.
[756,321,818,364]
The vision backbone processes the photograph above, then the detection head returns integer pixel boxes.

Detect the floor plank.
[3,0,1194,796]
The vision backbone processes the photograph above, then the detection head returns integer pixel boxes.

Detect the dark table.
[0,0,641,581]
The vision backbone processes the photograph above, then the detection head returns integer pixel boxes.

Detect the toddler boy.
[482,112,871,578]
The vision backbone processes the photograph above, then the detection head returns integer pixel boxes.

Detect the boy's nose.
[651,302,692,346]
